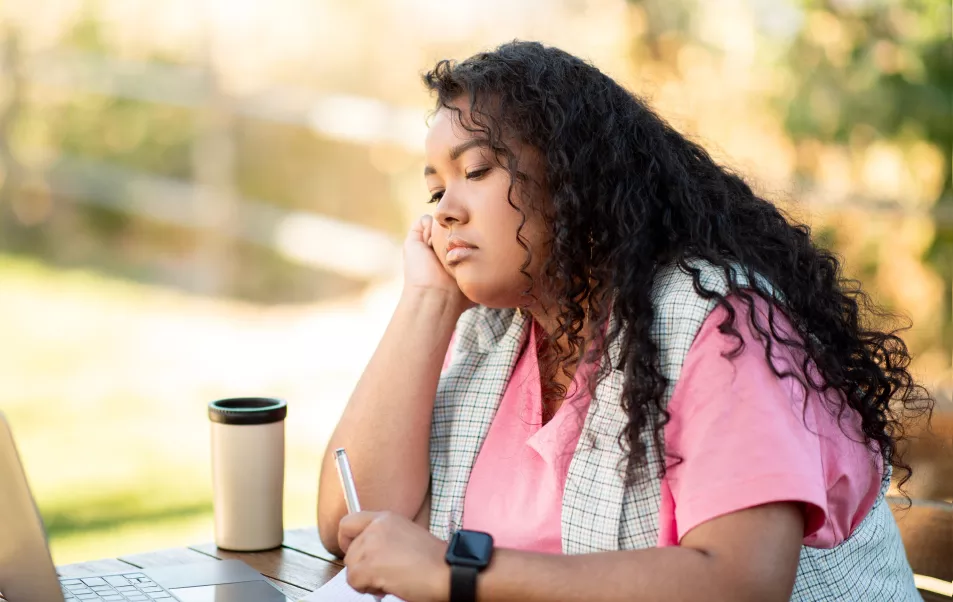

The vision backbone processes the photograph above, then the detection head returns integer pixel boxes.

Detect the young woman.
[317,41,930,602]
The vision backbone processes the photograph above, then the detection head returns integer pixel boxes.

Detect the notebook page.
[297,568,405,602]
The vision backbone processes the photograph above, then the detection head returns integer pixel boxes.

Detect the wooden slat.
[265,579,311,599]
[56,558,138,577]
[900,408,953,502]
[282,527,343,565]
[118,547,217,567]
[890,501,953,582]
[189,543,341,592]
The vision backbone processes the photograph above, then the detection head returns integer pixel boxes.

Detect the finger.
[348,573,386,598]
[408,218,423,242]
[338,511,380,553]
[421,214,434,240]
[344,539,386,597]
[408,214,430,244]
[347,569,386,597]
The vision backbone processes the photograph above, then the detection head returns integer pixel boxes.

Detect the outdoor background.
[0,0,949,565]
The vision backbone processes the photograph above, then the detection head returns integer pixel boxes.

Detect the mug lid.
[208,397,287,425]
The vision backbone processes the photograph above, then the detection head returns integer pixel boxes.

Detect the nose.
[433,188,469,229]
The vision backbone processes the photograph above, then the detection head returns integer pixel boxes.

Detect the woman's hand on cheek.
[404,215,474,315]
[339,511,450,602]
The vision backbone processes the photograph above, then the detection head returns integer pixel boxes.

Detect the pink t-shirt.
[461,323,596,553]
[459,297,882,552]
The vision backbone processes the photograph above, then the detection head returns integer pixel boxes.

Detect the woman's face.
[424,102,550,309]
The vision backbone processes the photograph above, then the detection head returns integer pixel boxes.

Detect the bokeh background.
[0,0,949,565]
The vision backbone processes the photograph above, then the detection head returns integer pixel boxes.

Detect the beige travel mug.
[208,397,287,551]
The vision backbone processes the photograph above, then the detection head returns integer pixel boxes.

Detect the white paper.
[297,568,405,602]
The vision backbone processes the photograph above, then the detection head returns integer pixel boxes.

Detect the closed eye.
[427,167,489,203]
[466,167,491,180]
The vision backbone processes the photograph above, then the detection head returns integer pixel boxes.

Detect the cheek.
[477,192,522,247]
[519,220,550,274]
[482,205,547,270]
[484,226,526,269]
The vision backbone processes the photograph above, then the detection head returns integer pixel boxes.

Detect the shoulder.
[646,259,783,388]
[648,261,738,383]
[650,259,776,307]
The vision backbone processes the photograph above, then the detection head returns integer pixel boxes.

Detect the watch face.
[447,530,494,568]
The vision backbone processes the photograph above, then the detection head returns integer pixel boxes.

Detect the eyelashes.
[426,167,491,204]
[466,167,491,180]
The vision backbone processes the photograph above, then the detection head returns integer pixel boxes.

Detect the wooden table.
[55,511,953,600]
[56,527,342,600]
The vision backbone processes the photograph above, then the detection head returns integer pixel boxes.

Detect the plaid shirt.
[429,260,918,600]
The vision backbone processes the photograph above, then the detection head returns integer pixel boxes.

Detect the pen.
[334,448,384,601]
[334,447,362,513]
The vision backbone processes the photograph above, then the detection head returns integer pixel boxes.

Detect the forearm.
[318,288,460,550]
[477,547,776,602]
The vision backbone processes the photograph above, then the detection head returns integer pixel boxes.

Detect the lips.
[445,237,477,265]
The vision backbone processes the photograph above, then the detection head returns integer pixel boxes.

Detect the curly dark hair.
[422,41,934,490]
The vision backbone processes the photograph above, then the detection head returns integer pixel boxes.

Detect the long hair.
[423,41,933,488]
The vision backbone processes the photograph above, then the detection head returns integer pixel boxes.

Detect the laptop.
[0,412,291,602]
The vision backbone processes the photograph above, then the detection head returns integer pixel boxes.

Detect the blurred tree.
[0,14,380,303]
[0,31,24,234]
[626,0,952,368]
[780,0,952,363]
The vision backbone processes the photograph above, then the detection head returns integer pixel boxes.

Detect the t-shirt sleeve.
[664,297,830,544]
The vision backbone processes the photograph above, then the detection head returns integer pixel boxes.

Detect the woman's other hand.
[339,511,450,602]
[404,214,473,316]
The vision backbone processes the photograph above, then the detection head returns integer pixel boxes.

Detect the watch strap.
[449,563,478,602]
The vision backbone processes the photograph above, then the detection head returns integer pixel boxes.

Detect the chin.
[457,282,521,310]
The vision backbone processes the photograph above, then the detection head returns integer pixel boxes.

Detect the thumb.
[422,214,435,247]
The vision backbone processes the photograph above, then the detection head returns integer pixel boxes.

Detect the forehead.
[424,104,475,156]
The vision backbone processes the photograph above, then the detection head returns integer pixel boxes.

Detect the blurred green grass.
[41,491,212,539]
[0,253,379,565]
[4,386,219,563]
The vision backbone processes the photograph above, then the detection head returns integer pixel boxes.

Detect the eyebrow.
[423,139,490,176]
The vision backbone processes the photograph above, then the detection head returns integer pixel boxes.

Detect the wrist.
[400,286,470,320]
[431,561,452,602]
[445,530,494,602]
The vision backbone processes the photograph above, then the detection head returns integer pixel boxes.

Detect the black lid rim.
[208,397,288,425]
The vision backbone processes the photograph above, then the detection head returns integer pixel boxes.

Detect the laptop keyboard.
[59,573,178,601]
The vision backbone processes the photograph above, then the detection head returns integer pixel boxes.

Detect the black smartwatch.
[445,529,494,602]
